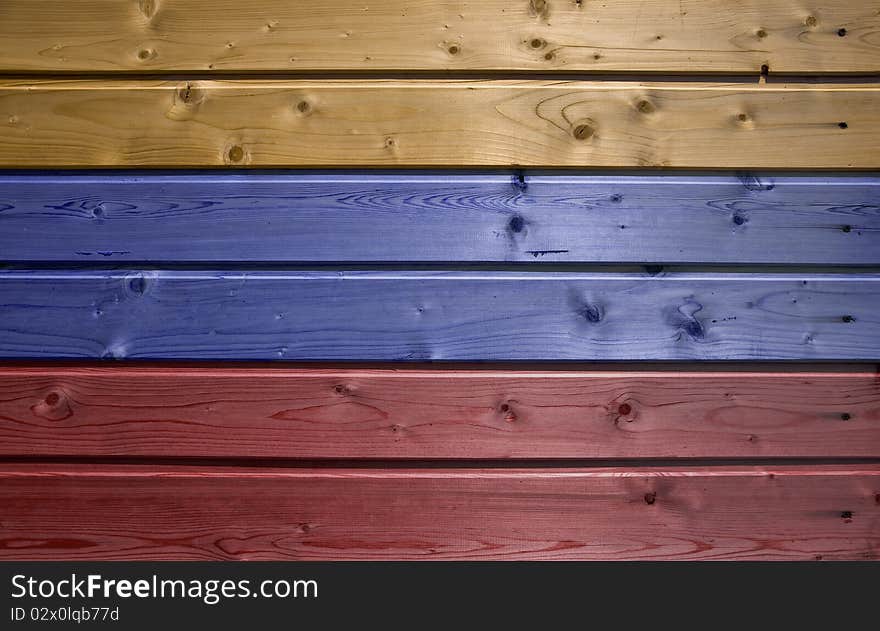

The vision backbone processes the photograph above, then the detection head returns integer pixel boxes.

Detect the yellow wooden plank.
[0,79,877,168]
[0,1,877,74]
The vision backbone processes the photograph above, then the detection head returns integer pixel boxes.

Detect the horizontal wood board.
[1,172,878,264]
[1,365,878,459]
[0,1,877,74]
[1,464,877,560]
[1,81,877,168]
[1,271,879,360]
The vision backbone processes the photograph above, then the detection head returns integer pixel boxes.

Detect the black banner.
[1,562,875,628]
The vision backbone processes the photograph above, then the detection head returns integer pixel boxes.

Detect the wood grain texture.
[1,270,879,360]
[0,1,877,74]
[2,172,879,264]
[1,80,877,168]
[1,464,877,560]
[1,365,878,459]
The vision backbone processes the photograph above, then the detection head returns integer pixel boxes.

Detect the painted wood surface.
[1,464,877,560]
[2,172,879,264]
[0,1,877,74]
[1,270,878,360]
[1,80,877,168]
[1,364,878,459]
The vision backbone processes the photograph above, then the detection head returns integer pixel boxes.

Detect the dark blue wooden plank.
[1,172,877,264]
[1,270,878,360]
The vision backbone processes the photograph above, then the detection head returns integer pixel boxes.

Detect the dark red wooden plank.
[1,365,877,459]
[1,464,877,560]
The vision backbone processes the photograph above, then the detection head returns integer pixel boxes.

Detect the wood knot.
[578,303,603,324]
[529,38,546,49]
[840,412,851,421]
[736,112,756,129]
[227,145,245,163]
[572,121,595,141]
[138,0,157,19]
[529,0,549,18]
[176,83,202,106]
[296,100,311,114]
[617,403,632,416]
[333,384,351,395]
[31,390,73,421]
[499,403,517,423]
[644,492,656,505]
[838,121,848,129]
[508,215,525,233]
[837,28,847,37]
[636,99,655,114]
[447,44,460,55]
[136,48,156,61]
[756,28,767,39]
[841,510,853,522]
[128,276,147,295]
[805,16,817,27]
[668,299,705,341]
[841,315,855,323]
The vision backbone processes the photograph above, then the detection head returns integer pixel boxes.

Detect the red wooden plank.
[1,464,877,560]
[1,364,877,459]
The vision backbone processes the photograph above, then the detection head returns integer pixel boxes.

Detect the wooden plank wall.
[0,1,878,560]
[0,0,877,73]
[1,80,878,168]
[2,270,879,360]
[1,173,878,264]
[3,464,878,560]
[2,365,878,460]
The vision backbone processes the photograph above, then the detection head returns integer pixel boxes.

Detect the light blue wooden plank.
[0,172,877,264]
[1,270,877,360]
